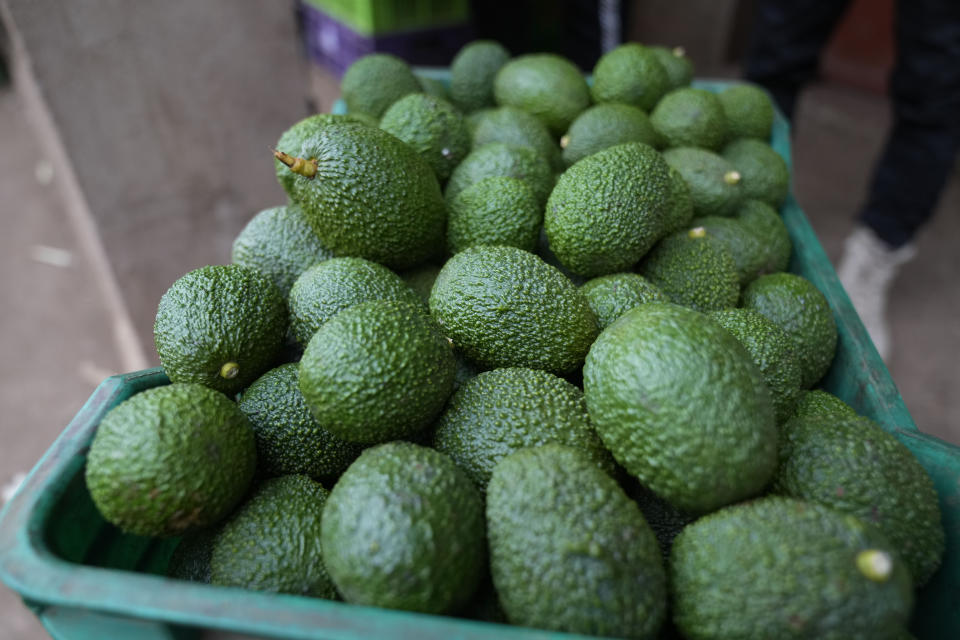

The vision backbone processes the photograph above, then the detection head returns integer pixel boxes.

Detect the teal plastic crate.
[2,75,959,639]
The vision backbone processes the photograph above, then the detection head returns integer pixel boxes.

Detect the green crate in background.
[1,73,958,639]
[302,0,470,36]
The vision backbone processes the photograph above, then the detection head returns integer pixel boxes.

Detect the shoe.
[836,226,915,361]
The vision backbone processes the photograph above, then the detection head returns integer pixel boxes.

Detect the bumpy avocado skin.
[167,528,217,583]
[340,53,420,119]
[692,215,767,286]
[86,383,256,537]
[661,166,695,236]
[154,264,287,395]
[287,123,446,270]
[231,204,334,299]
[287,256,422,347]
[741,272,838,389]
[591,43,669,111]
[671,496,914,640]
[662,147,744,217]
[471,106,563,172]
[447,176,542,254]
[445,142,554,206]
[794,389,858,419]
[638,229,740,313]
[321,442,485,614]
[735,199,792,273]
[561,103,660,167]
[651,88,728,150]
[429,245,599,375]
[649,46,694,91]
[722,137,790,208]
[299,300,455,444]
[774,415,945,585]
[487,444,666,639]
[545,142,670,277]
[580,272,668,329]
[238,364,362,479]
[449,40,511,113]
[379,92,471,182]
[211,475,336,598]
[709,308,804,423]
[583,303,777,514]
[493,54,591,135]
[718,83,775,141]
[432,367,615,490]
[274,114,370,195]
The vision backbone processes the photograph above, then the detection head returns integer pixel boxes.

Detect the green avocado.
[650,88,728,150]
[545,142,670,277]
[154,264,287,395]
[662,146,744,217]
[210,475,335,598]
[661,166,695,235]
[299,299,455,444]
[561,103,660,167]
[717,83,775,141]
[321,442,485,613]
[493,53,591,135]
[794,389,858,419]
[470,106,563,172]
[273,114,370,196]
[579,272,668,329]
[583,303,777,513]
[590,42,669,111]
[429,245,599,375]
[487,444,666,638]
[449,40,511,113]
[379,92,471,182]
[447,176,542,254]
[722,137,790,208]
[85,383,256,537]
[340,53,420,119]
[649,46,694,91]
[691,215,766,286]
[432,367,615,490]
[445,142,554,206]
[671,496,914,640]
[735,199,792,273]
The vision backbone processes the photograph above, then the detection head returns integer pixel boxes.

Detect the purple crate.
[302,3,472,76]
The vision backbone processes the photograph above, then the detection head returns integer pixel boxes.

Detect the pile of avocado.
[83,40,944,640]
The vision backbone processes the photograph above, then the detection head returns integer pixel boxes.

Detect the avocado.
[735,199,791,273]
[741,272,838,388]
[487,444,666,638]
[590,42,669,111]
[444,142,554,206]
[691,215,766,285]
[279,122,446,270]
[166,528,216,583]
[399,263,441,305]
[774,415,945,585]
[447,176,542,254]
[287,256,422,347]
[449,40,511,113]
[794,389,858,419]
[717,83,775,141]
[273,114,370,196]
[210,475,335,597]
[379,92,471,182]
[580,272,668,329]
[561,103,660,167]
[154,264,287,395]
[340,53,420,119]
[299,299,455,444]
[493,53,591,135]
[583,303,777,513]
[671,496,913,640]
[321,441,484,613]
[237,363,362,479]
[432,367,615,490]
[649,46,694,91]
[709,308,804,422]
[545,142,670,277]
[722,137,790,208]
[231,204,333,298]
[650,88,728,150]
[661,166,695,235]
[85,383,256,537]
[429,245,599,375]
[470,106,563,172]
[638,227,740,313]
[662,147,744,217]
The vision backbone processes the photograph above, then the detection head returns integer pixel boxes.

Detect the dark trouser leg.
[859,0,960,248]
[744,0,852,121]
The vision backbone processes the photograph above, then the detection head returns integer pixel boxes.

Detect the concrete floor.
[1,70,958,638]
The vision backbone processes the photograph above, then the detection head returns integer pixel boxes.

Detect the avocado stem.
[672,46,686,58]
[856,549,893,582]
[220,362,240,380]
[560,135,570,149]
[724,170,741,185]
[273,149,318,179]
[688,226,707,239]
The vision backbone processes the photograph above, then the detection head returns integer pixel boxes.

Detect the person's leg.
[839,0,960,359]
[744,0,853,120]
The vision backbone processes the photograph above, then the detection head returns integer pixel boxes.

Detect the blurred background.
[0,0,957,638]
